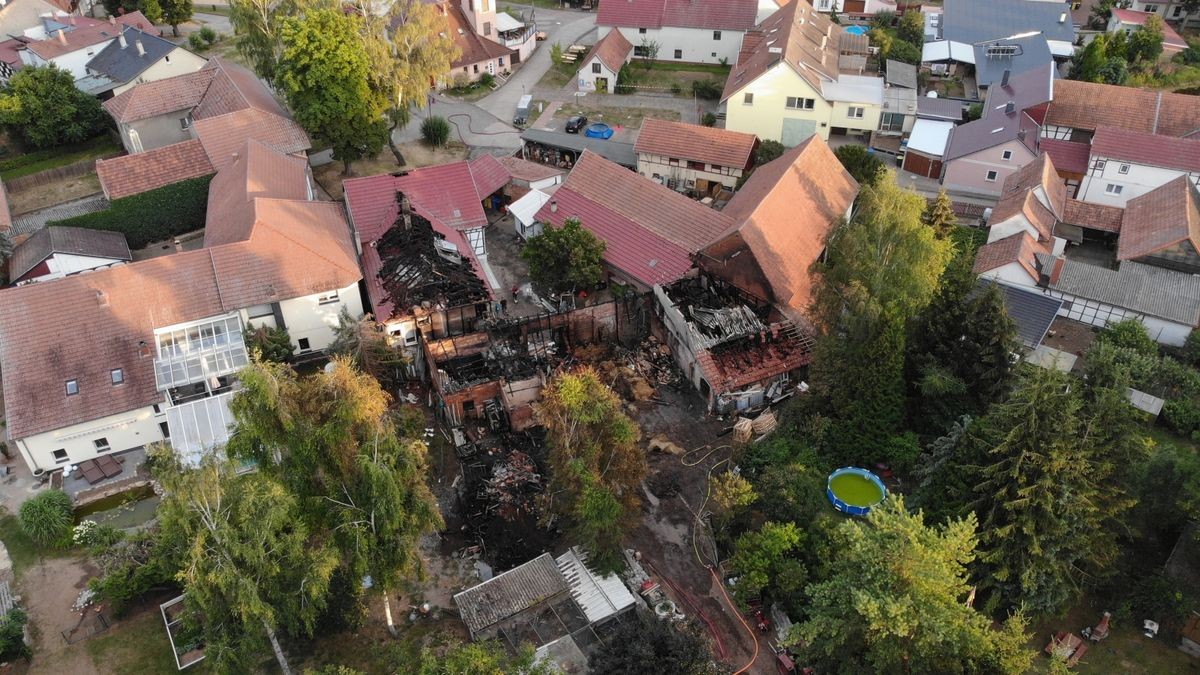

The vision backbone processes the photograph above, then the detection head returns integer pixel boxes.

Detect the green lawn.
[86,610,206,675]
[193,3,232,16]
[642,61,732,75]
[0,512,38,579]
[0,136,120,181]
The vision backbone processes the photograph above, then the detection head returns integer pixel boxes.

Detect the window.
[1002,150,1013,160]
[247,303,274,319]
[985,170,999,182]
[94,437,111,453]
[1143,3,1158,11]
[498,57,504,66]
[1172,5,1183,16]
[111,368,124,385]
[66,379,79,396]
[298,338,311,351]
[153,404,162,414]
[1105,183,1124,195]
[1096,159,1107,171]
[674,49,682,59]
[593,62,602,74]
[180,115,192,130]
[164,54,170,63]
[317,290,340,305]
[1118,163,1130,174]
[688,160,705,170]
[879,112,905,132]
[743,92,754,105]
[848,106,865,119]
[473,64,479,73]
[639,27,647,34]
[786,96,815,110]
[713,30,722,40]
[159,421,171,438]
[483,21,491,36]
[634,45,649,57]
[53,449,68,464]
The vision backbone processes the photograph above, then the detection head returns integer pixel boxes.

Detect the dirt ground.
[313,143,471,199]
[553,102,681,131]
[7,174,102,216]
[18,556,101,675]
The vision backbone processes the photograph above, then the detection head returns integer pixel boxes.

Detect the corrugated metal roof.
[556,547,636,623]
[452,553,569,635]
[521,129,637,167]
[1041,254,1200,326]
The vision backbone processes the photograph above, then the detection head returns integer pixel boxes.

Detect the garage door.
[781,118,817,147]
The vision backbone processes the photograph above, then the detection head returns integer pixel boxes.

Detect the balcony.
[154,316,249,391]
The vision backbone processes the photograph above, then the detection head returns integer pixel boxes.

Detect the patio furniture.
[96,454,123,479]
[77,460,105,485]
[1045,632,1089,666]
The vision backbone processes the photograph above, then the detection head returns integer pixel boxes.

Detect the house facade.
[82,25,206,96]
[576,28,631,93]
[8,226,131,285]
[634,118,757,195]
[1124,0,1200,29]
[597,0,759,65]
[426,0,515,84]
[1076,127,1200,207]
[0,141,363,474]
[721,1,882,144]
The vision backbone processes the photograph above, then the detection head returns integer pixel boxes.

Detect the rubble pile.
[481,450,543,521]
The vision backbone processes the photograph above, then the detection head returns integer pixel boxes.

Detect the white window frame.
[1118,163,1130,175]
[985,170,999,182]
[1001,150,1013,160]
[317,290,340,305]
[1105,183,1124,195]
[53,449,69,464]
[786,96,815,110]
[94,437,111,453]
[66,379,79,396]
[848,106,865,119]
[111,368,124,385]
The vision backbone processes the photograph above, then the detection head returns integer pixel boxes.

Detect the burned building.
[655,274,813,413]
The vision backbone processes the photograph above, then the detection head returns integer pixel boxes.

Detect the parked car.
[584,123,614,140]
[565,116,588,133]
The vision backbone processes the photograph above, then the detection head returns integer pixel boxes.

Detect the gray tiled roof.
[941,0,1076,46]
[453,553,570,635]
[972,34,1054,88]
[885,60,917,89]
[85,27,177,85]
[1039,254,1200,326]
[974,279,1062,348]
[9,225,131,282]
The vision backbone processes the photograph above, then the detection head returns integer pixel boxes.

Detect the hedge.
[48,175,214,249]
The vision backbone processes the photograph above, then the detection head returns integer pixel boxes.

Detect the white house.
[17,13,152,80]
[1123,0,1200,29]
[1076,127,1200,207]
[576,27,632,93]
[597,0,759,65]
[1107,8,1189,53]
[80,25,206,96]
[0,140,364,474]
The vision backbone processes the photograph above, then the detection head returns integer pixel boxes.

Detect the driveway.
[476,6,597,122]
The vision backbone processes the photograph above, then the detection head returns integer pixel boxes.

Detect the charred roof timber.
[376,193,490,313]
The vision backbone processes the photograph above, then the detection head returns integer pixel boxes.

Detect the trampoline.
[826,467,887,516]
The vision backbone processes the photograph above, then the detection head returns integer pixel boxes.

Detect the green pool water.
[829,472,884,507]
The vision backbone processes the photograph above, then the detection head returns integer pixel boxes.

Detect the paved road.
[476,7,597,122]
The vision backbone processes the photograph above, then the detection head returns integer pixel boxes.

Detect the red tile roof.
[1044,80,1200,138]
[469,154,512,200]
[1063,199,1124,233]
[722,1,841,101]
[423,0,512,69]
[1111,9,1188,49]
[706,136,858,317]
[696,334,811,394]
[1039,138,1090,175]
[1118,177,1200,261]
[598,0,759,31]
[95,139,215,200]
[0,155,358,440]
[634,119,757,171]
[583,28,633,74]
[989,154,1064,242]
[193,108,311,170]
[204,139,310,247]
[973,231,1047,280]
[1090,126,1200,174]
[24,12,150,59]
[496,156,564,183]
[104,57,293,124]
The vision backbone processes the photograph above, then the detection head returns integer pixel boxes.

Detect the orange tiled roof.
[95,139,215,200]
[583,28,633,73]
[1044,80,1200,138]
[634,118,757,171]
[1118,177,1200,261]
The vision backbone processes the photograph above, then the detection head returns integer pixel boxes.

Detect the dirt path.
[20,557,101,675]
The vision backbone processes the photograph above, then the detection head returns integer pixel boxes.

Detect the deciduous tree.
[728,521,807,610]
[795,497,1033,673]
[833,144,886,187]
[229,0,296,82]
[0,66,109,149]
[521,217,607,295]
[537,368,645,573]
[1127,14,1165,63]
[897,9,925,45]
[329,308,408,389]
[275,7,389,173]
[160,0,193,37]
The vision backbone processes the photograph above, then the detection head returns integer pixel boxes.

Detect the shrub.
[1162,398,1200,439]
[701,112,717,127]
[834,144,887,186]
[669,81,682,95]
[691,79,721,99]
[19,489,73,546]
[245,323,295,363]
[421,116,451,147]
[49,175,213,249]
[199,26,217,45]
[1183,329,1200,366]
[479,72,495,88]
[0,608,29,661]
[72,520,124,550]
[450,72,470,89]
[754,139,786,166]
[187,32,205,50]
[1097,318,1158,356]
[888,40,922,65]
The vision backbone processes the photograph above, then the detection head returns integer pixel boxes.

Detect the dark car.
[565,115,588,133]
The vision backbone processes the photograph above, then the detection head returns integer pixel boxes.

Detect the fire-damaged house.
[654,136,859,412]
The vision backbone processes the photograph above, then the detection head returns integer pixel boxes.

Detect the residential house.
[1124,0,1200,29]
[634,118,758,195]
[533,150,735,291]
[1040,80,1200,141]
[0,140,363,474]
[881,59,918,136]
[1108,8,1189,54]
[342,155,510,349]
[0,0,74,39]
[1077,127,1200,206]
[79,24,206,96]
[654,136,857,411]
[496,156,563,239]
[922,0,1076,77]
[17,12,152,80]
[8,226,131,285]
[576,27,632,93]
[96,57,310,200]
[941,64,1054,196]
[721,1,882,144]
[424,0,515,84]
[975,153,1200,346]
[597,0,759,65]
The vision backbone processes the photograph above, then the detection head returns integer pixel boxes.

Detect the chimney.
[1000,69,1010,87]
[95,289,109,307]
[137,340,151,358]
[1004,101,1015,114]
[56,28,66,45]
[550,200,558,213]
[118,31,127,49]
[135,39,145,57]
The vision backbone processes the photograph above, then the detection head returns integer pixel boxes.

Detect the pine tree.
[922,189,957,239]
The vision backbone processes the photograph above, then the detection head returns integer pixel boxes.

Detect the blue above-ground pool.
[826,467,887,516]
[844,25,869,36]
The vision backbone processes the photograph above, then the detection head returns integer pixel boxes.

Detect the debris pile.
[481,450,543,521]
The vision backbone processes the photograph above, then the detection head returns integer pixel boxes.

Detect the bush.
[72,520,124,550]
[245,323,295,363]
[0,608,29,661]
[49,175,213,249]
[1096,318,1158,356]
[479,72,495,88]
[669,81,682,95]
[450,72,470,89]
[187,32,205,50]
[19,489,73,546]
[1162,398,1200,439]
[199,26,217,45]
[1184,329,1200,366]
[701,112,717,127]
[834,144,887,186]
[421,116,451,147]
[888,40,922,65]
[691,78,721,99]
[754,139,786,166]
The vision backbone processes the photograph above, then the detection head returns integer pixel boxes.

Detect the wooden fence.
[4,152,121,193]
[927,196,989,222]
